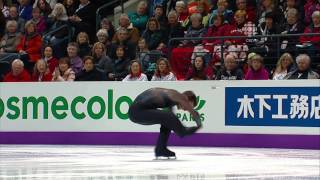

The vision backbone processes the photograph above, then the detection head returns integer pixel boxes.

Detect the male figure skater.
[128,88,202,159]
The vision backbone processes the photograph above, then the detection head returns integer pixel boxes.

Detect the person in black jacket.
[279,8,304,55]
[109,27,136,60]
[216,54,244,80]
[0,10,6,39]
[165,10,184,47]
[142,17,163,50]
[76,32,91,58]
[106,46,130,81]
[68,0,96,42]
[75,56,105,81]
[153,4,168,33]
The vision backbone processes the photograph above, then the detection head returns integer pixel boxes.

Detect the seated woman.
[63,0,77,17]
[208,0,233,26]
[128,1,149,34]
[52,57,75,81]
[153,4,168,32]
[303,0,320,26]
[0,20,21,60]
[106,46,130,81]
[66,42,83,74]
[255,12,280,63]
[16,20,43,72]
[235,0,256,23]
[45,3,69,58]
[75,56,105,81]
[245,54,269,80]
[216,54,244,80]
[96,29,111,52]
[30,7,46,34]
[202,15,229,51]
[272,53,295,80]
[122,60,148,81]
[32,59,52,81]
[185,56,213,80]
[142,17,163,51]
[175,0,189,27]
[164,10,185,47]
[43,45,58,73]
[280,8,305,54]
[100,18,115,42]
[284,54,319,79]
[76,32,91,58]
[151,58,177,81]
[299,11,320,55]
[35,0,52,18]
[92,42,109,64]
[136,38,153,78]
[256,0,284,27]
[170,13,205,79]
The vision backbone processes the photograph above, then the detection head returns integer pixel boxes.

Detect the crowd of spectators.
[0,0,319,82]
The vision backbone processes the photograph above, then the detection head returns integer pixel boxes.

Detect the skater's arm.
[168,91,200,120]
[167,90,202,127]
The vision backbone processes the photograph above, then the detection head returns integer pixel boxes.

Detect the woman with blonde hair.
[32,59,52,81]
[272,53,294,80]
[151,58,177,81]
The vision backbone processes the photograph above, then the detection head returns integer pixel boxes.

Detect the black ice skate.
[155,148,176,160]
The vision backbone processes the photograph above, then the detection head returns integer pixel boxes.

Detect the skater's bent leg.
[156,125,171,150]
[155,125,176,157]
[145,110,199,137]
[129,107,199,137]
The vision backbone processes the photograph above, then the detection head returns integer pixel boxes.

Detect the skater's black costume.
[128,88,201,158]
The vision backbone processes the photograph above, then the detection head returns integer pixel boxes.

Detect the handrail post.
[221,38,224,64]
[276,36,280,60]
[96,10,100,31]
[121,0,124,13]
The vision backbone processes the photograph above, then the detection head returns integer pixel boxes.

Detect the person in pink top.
[245,54,269,80]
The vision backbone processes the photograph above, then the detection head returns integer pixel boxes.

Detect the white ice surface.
[0,145,319,180]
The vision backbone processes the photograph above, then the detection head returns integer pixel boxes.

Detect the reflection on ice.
[0,145,319,179]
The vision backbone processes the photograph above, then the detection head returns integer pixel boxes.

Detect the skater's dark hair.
[183,91,197,107]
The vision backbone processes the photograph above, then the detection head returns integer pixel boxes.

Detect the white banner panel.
[0,80,319,135]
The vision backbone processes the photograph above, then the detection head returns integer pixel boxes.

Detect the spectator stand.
[168,33,320,79]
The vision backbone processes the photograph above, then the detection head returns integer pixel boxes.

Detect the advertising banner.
[0,80,319,149]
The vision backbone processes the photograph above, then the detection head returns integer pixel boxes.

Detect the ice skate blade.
[154,156,177,160]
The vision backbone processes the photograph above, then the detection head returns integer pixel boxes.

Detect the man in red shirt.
[3,59,31,82]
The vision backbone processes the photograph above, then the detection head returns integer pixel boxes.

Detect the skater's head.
[182,91,197,107]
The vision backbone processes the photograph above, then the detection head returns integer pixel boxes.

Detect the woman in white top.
[272,53,294,80]
[122,60,148,81]
[151,58,177,81]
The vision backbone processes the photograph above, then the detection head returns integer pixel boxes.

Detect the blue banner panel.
[225,87,320,127]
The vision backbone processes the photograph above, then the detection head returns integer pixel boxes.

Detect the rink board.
[0,80,319,149]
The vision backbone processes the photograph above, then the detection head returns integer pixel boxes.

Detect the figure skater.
[128,88,202,159]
